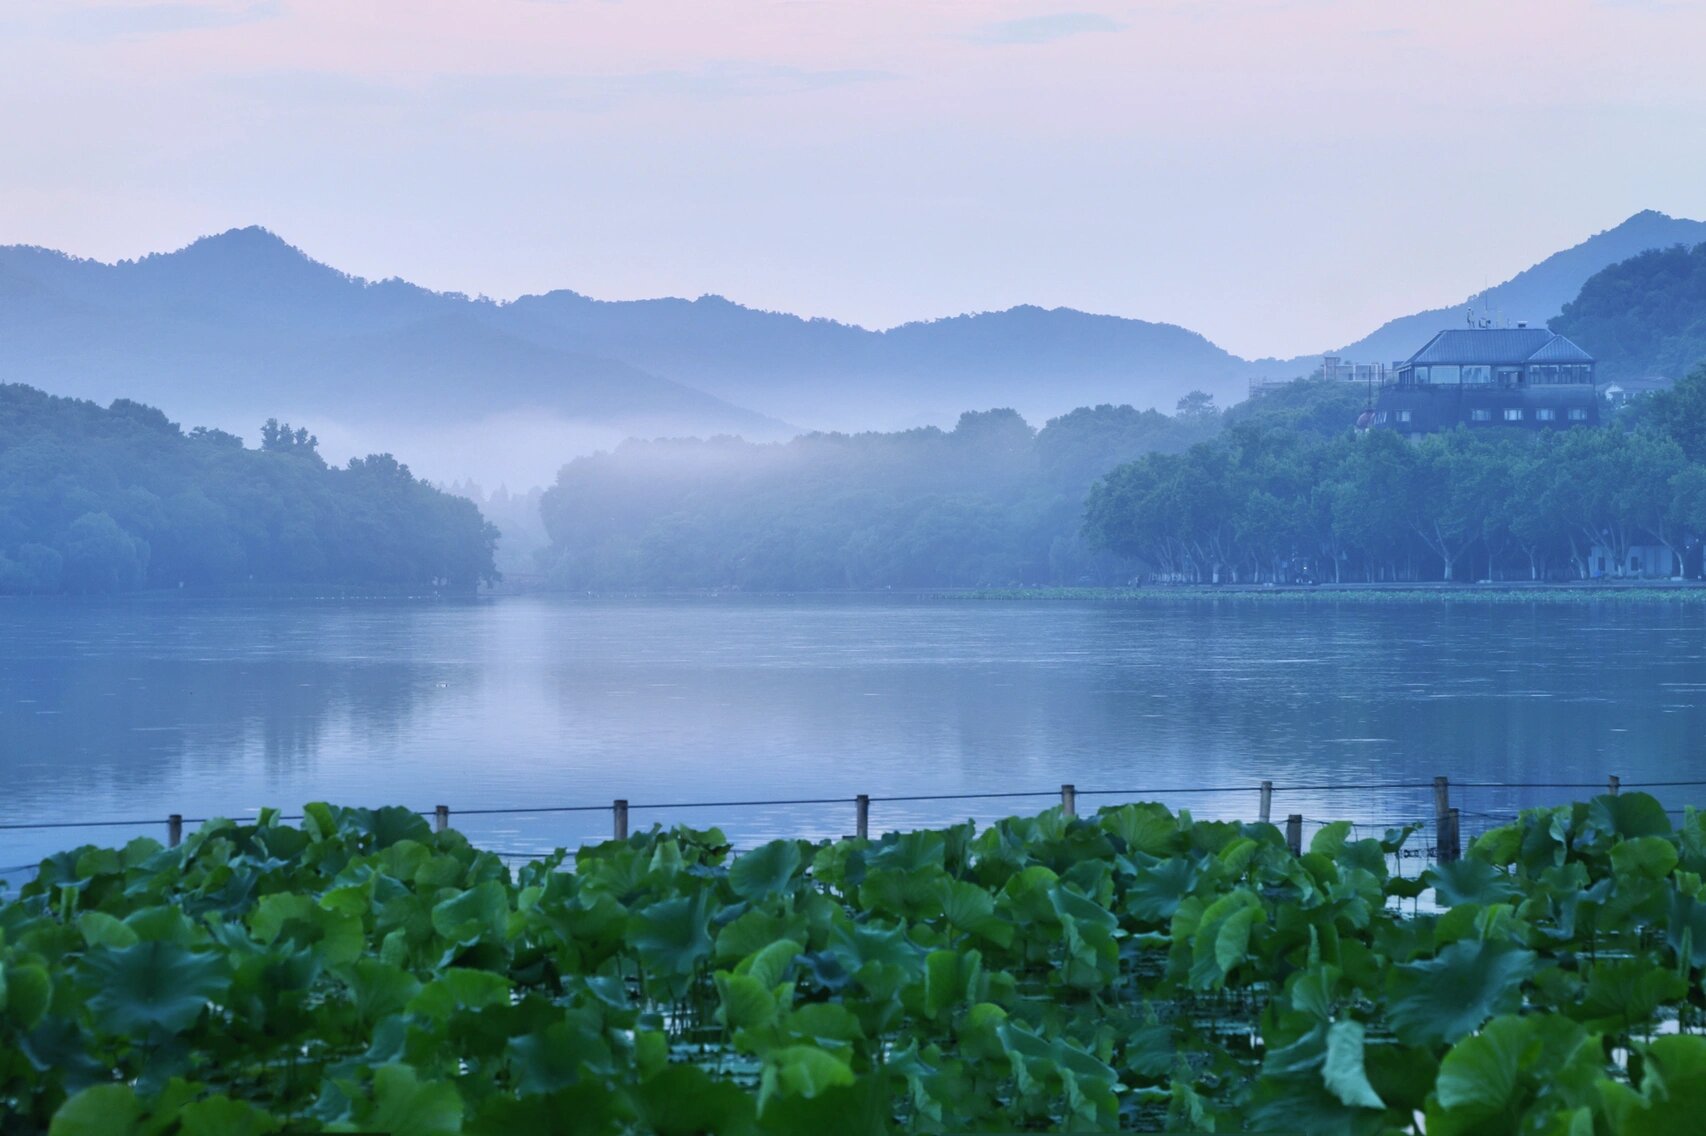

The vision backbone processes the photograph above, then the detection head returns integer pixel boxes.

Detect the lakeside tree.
[1086,362,1706,583]
[537,400,1227,590]
[0,384,499,594]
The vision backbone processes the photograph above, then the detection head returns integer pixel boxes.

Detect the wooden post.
[1061,784,1076,818]
[855,794,869,839]
[1285,814,1303,856]
[1439,808,1461,863]
[1433,775,1452,862]
[613,799,628,840]
[1608,775,1621,796]
[434,804,449,834]
[1259,780,1273,824]
[168,814,183,848]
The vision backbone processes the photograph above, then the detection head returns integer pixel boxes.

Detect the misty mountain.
[1267,210,1706,371]
[502,292,1250,428]
[1550,240,1706,383]
[0,228,784,483]
[6,211,1705,485]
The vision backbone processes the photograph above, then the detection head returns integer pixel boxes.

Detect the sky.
[2,0,1704,358]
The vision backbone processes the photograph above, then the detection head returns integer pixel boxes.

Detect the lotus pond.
[5,795,1706,1133]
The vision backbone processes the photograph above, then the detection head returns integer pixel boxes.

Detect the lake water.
[3,595,1705,873]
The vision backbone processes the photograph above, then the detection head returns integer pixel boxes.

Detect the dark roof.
[1403,328,1595,366]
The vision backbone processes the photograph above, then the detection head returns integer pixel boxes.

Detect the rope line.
[2,778,1700,834]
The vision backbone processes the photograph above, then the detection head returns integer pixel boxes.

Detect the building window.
[1504,408,1524,421]
[1470,408,1492,422]
[1536,408,1556,422]
[1568,408,1587,421]
[1375,411,1387,424]
[1397,410,1412,423]
[1498,367,1523,386]
[1462,365,1492,385]
[1530,365,1558,384]
[1431,365,1461,384]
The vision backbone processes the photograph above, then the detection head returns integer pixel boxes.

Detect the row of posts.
[155,777,1628,857]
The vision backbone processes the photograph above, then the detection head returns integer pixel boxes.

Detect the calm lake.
[3,595,1704,872]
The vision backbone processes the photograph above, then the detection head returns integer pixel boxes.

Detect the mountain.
[0,229,784,484]
[1263,211,1706,371]
[1550,240,1706,383]
[501,293,1249,428]
[6,212,1705,484]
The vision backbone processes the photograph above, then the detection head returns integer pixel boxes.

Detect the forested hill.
[535,382,1364,591]
[1550,241,1706,382]
[1272,210,1706,372]
[0,385,497,594]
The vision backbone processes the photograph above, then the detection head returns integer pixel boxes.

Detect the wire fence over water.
[5,774,1700,880]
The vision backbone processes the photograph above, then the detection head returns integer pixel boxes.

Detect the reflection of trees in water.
[0,605,441,802]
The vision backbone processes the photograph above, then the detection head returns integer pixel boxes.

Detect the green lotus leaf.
[75,911,139,950]
[1428,859,1520,908]
[785,1002,864,1045]
[1587,793,1672,842]
[359,1063,463,1136]
[1569,957,1686,1031]
[81,940,230,1036]
[347,957,422,1025]
[1311,821,1354,859]
[176,1097,282,1136]
[1100,802,1180,856]
[735,938,802,990]
[939,877,1015,947]
[730,840,804,901]
[407,966,512,1019]
[629,889,715,986]
[506,1018,616,1093]
[1665,884,1706,968]
[1125,855,1199,924]
[2,960,53,1029]
[718,972,779,1031]
[1386,940,1537,1047]
[468,1084,627,1136]
[763,1044,855,1104]
[1188,890,1262,989]
[431,880,510,944]
[48,1084,141,1136]
[1321,1020,1384,1110]
[1611,835,1680,881]
[716,908,808,963]
[1600,1035,1706,1136]
[858,866,948,922]
[755,1078,890,1136]
[122,904,196,945]
[630,1064,758,1136]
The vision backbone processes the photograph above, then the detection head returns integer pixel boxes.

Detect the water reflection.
[2,595,1704,868]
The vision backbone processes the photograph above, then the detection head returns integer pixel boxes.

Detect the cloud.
[962,12,1123,46]
[34,1,281,43]
[219,61,895,119]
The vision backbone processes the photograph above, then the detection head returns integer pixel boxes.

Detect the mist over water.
[4,595,1701,870]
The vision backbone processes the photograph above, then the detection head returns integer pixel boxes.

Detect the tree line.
[0,384,498,594]
[1085,363,1706,583]
[535,382,1366,591]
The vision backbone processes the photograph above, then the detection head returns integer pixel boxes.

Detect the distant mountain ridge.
[3,210,1702,483]
[1267,210,1706,371]
[1550,240,1706,382]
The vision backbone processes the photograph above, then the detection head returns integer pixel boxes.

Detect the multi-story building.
[1372,326,1599,435]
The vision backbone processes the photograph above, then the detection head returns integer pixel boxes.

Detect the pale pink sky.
[3,0,1704,356]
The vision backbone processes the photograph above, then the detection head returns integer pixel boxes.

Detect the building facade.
[1373,327,1599,436]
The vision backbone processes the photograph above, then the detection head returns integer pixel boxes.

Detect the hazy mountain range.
[3,209,1702,484]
